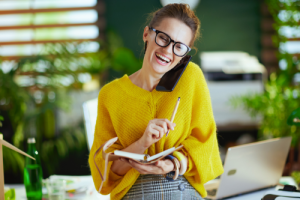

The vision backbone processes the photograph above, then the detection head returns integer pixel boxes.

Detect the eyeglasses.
[149,27,191,57]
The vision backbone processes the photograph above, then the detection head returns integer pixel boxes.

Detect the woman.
[89,3,223,200]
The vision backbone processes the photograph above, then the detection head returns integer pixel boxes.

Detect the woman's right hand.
[137,119,176,148]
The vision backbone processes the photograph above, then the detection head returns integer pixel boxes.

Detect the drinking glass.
[44,179,66,200]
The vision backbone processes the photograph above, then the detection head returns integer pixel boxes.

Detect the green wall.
[104,0,260,65]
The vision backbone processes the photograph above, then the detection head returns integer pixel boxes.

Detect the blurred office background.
[0,0,299,184]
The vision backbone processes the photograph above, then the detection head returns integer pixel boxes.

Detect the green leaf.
[5,188,15,200]
[291,171,300,185]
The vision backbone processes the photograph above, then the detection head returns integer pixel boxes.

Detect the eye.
[175,43,183,50]
[159,35,168,41]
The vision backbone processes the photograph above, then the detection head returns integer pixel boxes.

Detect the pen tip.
[178,97,180,100]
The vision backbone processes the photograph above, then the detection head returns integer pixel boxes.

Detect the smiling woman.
[140,17,193,79]
[89,3,224,200]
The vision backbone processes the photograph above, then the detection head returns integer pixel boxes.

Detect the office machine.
[200,51,267,130]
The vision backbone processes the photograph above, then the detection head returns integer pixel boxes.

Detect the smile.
[155,53,171,63]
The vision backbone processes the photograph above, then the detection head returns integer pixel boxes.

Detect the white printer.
[200,51,266,130]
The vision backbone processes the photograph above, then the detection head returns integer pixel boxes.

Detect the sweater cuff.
[179,149,194,174]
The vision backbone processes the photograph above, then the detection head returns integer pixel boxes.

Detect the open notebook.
[114,147,178,162]
[93,137,183,193]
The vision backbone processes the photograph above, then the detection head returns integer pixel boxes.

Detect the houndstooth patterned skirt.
[121,173,203,200]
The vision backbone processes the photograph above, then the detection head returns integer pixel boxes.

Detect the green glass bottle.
[24,138,43,200]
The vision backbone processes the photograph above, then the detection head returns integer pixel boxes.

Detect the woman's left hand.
[119,158,174,175]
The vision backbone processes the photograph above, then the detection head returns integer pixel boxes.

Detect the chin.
[152,63,170,75]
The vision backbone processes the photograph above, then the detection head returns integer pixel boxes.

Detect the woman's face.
[143,17,193,75]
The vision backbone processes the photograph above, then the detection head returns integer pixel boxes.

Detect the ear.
[143,26,150,42]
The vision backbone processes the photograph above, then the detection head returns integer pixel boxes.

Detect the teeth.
[156,53,170,63]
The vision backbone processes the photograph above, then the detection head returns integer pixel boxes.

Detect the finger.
[155,160,162,167]
[129,160,148,169]
[152,125,165,138]
[130,160,156,170]
[163,119,175,130]
[129,160,152,173]
[154,120,168,133]
[157,119,174,132]
[149,126,160,139]
[157,160,166,169]
[137,168,148,175]
[128,159,146,168]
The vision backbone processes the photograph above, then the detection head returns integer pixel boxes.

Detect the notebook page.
[114,150,145,161]
[147,147,175,162]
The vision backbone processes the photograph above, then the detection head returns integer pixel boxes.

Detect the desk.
[217,187,276,200]
[7,185,281,200]
[204,177,299,200]
[5,175,109,200]
[203,187,277,200]
[7,176,297,200]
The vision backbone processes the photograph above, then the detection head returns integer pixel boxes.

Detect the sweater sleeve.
[88,87,124,195]
[181,64,224,186]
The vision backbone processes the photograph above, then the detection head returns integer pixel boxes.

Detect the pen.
[166,97,180,136]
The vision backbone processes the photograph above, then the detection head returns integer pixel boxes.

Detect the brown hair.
[147,3,201,51]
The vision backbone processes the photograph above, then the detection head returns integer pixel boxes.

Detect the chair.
[83,98,111,199]
[82,98,98,151]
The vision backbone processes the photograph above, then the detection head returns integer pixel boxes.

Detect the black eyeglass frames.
[149,27,191,57]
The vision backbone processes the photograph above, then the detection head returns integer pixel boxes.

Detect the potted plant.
[231,0,300,176]
[0,30,142,180]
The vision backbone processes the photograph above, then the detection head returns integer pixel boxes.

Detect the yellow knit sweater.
[88,62,224,200]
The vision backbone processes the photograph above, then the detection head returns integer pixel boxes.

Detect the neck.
[130,62,163,92]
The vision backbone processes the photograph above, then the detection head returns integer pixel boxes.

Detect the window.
[0,0,104,60]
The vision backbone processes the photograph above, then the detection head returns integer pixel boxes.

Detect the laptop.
[204,137,292,199]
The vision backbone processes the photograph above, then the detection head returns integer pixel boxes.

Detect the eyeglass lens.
[156,32,188,56]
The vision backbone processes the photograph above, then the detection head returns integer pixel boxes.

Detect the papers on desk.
[278,177,299,189]
[265,177,300,199]
[48,175,110,200]
[263,189,300,200]
[50,175,90,193]
[265,190,300,197]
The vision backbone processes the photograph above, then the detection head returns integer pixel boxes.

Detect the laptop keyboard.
[207,188,217,196]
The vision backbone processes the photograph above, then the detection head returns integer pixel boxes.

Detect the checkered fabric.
[121,173,203,200]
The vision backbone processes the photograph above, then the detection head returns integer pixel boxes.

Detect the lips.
[155,52,171,63]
